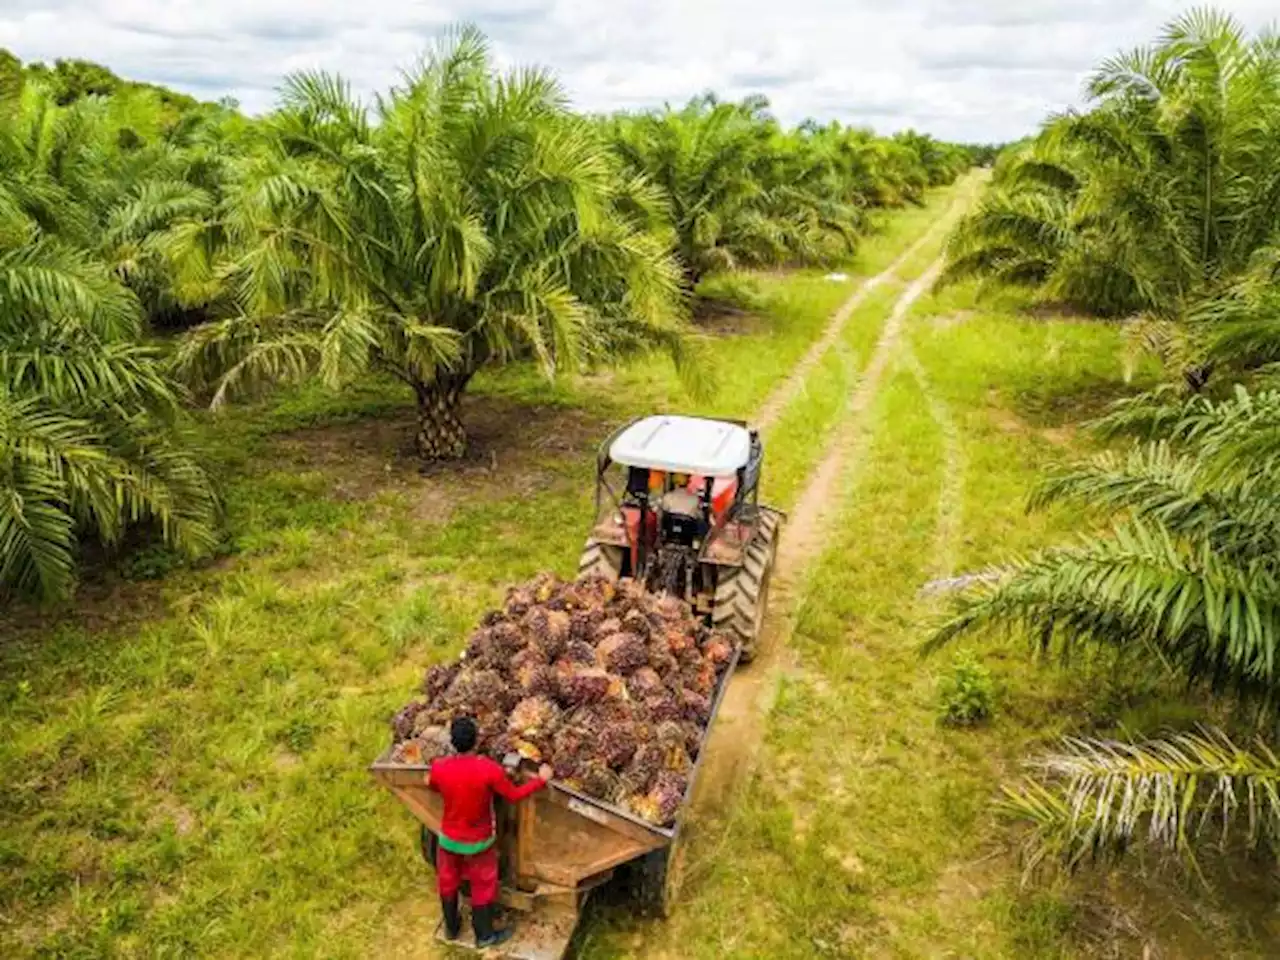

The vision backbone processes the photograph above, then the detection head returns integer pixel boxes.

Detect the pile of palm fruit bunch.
[389,573,736,826]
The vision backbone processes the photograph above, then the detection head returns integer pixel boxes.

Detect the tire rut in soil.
[684,250,958,847]
[752,188,973,433]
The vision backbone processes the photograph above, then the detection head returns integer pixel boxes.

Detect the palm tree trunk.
[413,372,472,462]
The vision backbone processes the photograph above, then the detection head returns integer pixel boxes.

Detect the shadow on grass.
[1008,374,1145,431]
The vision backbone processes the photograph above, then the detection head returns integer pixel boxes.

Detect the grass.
[7,172,1272,958]
[0,183,964,959]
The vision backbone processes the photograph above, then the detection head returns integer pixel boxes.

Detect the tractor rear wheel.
[711,512,779,663]
[578,540,624,581]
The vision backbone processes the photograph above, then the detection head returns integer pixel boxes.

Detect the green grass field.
[4,176,1276,958]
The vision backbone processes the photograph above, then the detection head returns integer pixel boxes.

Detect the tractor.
[578,414,783,661]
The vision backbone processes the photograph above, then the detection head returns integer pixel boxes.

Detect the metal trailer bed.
[369,646,741,959]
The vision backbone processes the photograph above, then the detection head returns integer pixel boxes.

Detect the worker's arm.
[489,761,552,803]
[424,761,438,792]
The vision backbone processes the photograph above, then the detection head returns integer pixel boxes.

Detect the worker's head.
[450,716,478,754]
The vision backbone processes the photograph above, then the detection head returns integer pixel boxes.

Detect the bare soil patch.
[0,575,175,641]
[268,395,607,517]
[274,396,600,486]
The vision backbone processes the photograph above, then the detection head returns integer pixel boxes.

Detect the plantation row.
[932,10,1280,872]
[0,28,982,603]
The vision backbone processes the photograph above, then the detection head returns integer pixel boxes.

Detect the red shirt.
[427,754,546,848]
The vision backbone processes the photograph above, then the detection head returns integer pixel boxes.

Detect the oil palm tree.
[609,95,867,289]
[0,240,218,600]
[925,379,1280,866]
[927,12,1280,852]
[944,9,1280,331]
[0,60,217,601]
[171,27,688,461]
[104,105,244,328]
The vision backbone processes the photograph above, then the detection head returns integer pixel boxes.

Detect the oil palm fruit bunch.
[389,573,738,824]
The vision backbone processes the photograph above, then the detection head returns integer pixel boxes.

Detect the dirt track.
[752,191,971,433]
[678,179,981,895]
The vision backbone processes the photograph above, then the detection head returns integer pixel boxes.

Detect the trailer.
[369,645,740,959]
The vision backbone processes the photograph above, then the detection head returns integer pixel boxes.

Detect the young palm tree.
[944,9,1280,333]
[0,58,217,601]
[609,95,866,289]
[104,105,244,328]
[172,27,688,461]
[925,381,1280,866]
[0,240,218,600]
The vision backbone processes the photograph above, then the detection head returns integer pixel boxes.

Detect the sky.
[1,1,1277,143]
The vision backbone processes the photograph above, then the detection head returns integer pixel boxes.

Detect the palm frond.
[0,239,141,339]
[1003,729,1280,871]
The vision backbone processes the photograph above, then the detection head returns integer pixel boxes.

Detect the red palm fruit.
[421,663,460,701]
[530,571,559,603]
[391,739,424,765]
[648,770,688,824]
[626,666,664,700]
[681,660,717,698]
[621,609,652,640]
[645,640,680,678]
[420,725,453,761]
[596,632,648,675]
[655,595,689,622]
[510,646,549,673]
[507,696,560,739]
[557,666,613,706]
[516,663,554,697]
[643,692,683,723]
[575,760,623,802]
[564,640,596,665]
[655,721,693,773]
[568,612,596,645]
[466,622,525,668]
[597,722,639,769]
[680,689,712,724]
[701,638,734,668]
[543,608,570,645]
[504,584,536,616]
[444,668,505,705]
[664,627,695,656]
[620,742,663,796]
[392,701,427,741]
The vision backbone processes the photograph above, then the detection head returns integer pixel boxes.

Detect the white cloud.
[1,1,1277,141]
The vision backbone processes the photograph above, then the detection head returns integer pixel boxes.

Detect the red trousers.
[436,845,499,907]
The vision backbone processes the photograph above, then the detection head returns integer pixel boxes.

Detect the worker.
[426,716,552,947]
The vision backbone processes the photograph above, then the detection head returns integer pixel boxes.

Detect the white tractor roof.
[609,416,751,476]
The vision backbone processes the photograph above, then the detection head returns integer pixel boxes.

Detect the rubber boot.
[473,904,514,948]
[440,895,461,940]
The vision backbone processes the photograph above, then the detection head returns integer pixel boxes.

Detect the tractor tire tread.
[711,515,779,663]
